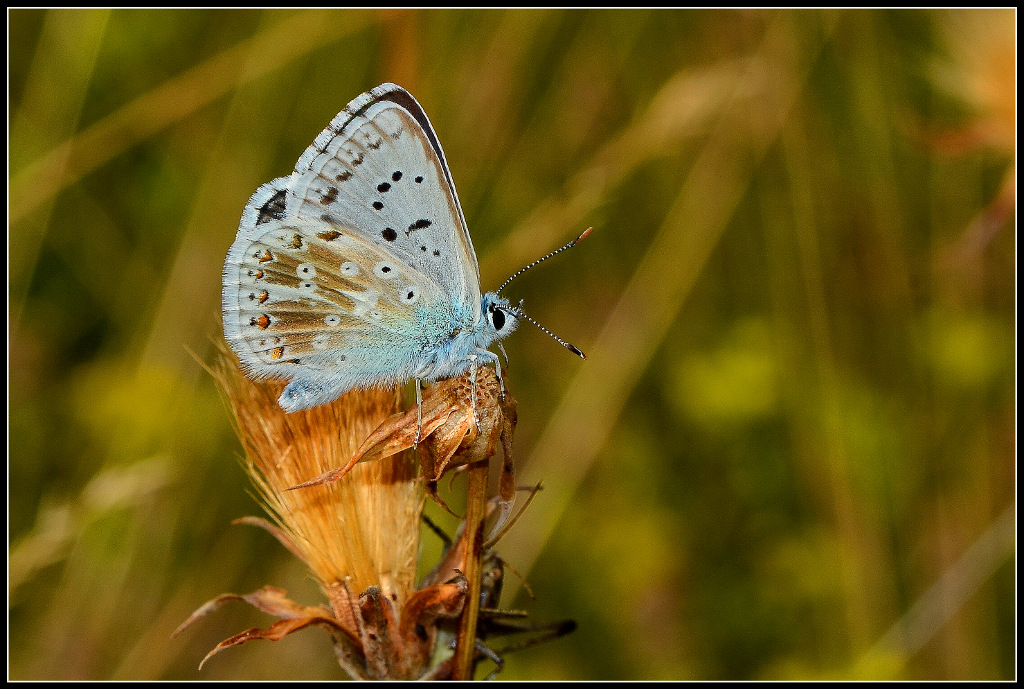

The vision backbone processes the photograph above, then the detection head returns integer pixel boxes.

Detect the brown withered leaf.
[289,368,519,526]
[198,616,351,671]
[174,585,349,634]
[173,585,361,670]
[176,578,471,679]
[399,577,468,651]
[351,576,469,679]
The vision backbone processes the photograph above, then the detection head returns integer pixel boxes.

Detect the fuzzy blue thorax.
[413,291,519,382]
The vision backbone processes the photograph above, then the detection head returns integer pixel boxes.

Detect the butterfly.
[222,83,586,416]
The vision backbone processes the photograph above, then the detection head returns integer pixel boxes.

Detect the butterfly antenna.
[496,227,592,295]
[515,301,586,360]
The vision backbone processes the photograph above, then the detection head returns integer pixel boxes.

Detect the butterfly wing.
[223,190,455,410]
[222,84,480,412]
[289,83,481,320]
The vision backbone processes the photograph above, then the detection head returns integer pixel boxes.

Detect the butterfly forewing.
[288,90,481,318]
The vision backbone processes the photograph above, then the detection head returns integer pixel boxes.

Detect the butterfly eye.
[296,263,316,278]
[400,286,420,305]
[339,261,359,277]
[299,281,316,291]
[490,307,506,331]
[324,315,342,326]
[374,262,396,279]
[311,334,331,350]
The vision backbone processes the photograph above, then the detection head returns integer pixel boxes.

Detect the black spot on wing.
[320,186,339,205]
[256,190,287,225]
[406,218,432,236]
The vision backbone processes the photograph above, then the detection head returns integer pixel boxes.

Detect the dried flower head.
[176,346,525,679]
[213,344,420,605]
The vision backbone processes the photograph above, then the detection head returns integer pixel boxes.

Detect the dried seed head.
[191,345,531,679]
[212,343,421,605]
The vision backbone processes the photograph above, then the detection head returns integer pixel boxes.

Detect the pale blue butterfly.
[222,83,586,418]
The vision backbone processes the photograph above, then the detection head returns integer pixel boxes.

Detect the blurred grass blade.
[8,9,109,325]
[480,54,757,285]
[9,457,174,595]
[9,9,379,322]
[859,504,1016,671]
[501,12,835,589]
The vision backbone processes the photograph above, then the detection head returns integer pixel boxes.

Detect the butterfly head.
[481,292,521,340]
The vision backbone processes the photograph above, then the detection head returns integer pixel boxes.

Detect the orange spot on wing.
[270,346,285,360]
[257,250,274,263]
[252,314,271,330]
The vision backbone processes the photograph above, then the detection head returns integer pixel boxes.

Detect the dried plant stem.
[451,459,489,680]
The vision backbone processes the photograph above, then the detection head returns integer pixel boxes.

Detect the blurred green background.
[8,8,1016,680]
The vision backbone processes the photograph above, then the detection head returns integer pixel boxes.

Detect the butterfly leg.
[468,355,480,431]
[415,378,423,448]
[474,347,505,398]
[495,344,508,399]
[476,639,504,681]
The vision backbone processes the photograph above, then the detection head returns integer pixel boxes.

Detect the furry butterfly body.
[222,83,520,412]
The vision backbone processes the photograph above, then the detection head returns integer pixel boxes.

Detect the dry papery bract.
[294,360,519,523]
[177,348,520,679]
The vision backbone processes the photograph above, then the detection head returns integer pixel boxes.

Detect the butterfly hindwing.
[224,214,449,385]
